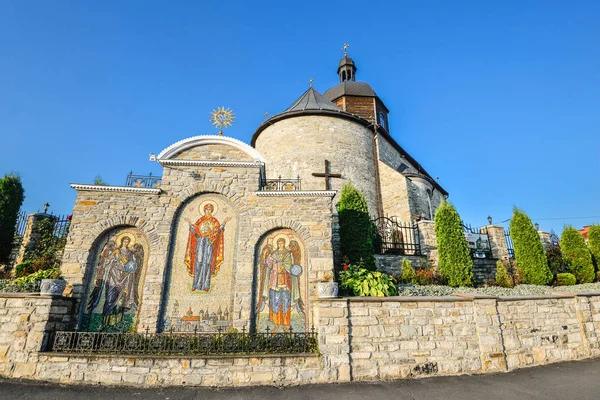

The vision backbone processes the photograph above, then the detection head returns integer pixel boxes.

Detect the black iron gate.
[372,217,421,256]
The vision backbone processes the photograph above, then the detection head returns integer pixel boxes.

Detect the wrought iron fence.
[372,217,421,255]
[14,210,27,237]
[52,215,71,239]
[0,279,41,293]
[48,327,318,355]
[462,222,492,259]
[505,228,515,258]
[125,172,162,188]
[260,176,301,191]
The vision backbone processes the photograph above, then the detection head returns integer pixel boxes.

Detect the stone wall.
[2,292,600,386]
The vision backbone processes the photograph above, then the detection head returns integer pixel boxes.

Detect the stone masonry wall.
[3,293,600,386]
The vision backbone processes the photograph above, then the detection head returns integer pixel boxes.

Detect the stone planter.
[317,282,339,298]
[40,279,67,296]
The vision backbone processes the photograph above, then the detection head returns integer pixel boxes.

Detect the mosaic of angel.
[184,202,231,292]
[86,231,145,331]
[258,235,305,333]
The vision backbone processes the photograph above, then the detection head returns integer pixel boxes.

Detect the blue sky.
[1,1,599,233]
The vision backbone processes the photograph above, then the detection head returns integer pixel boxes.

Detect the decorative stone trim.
[156,135,267,163]
[70,184,161,194]
[255,191,336,197]
[159,160,262,168]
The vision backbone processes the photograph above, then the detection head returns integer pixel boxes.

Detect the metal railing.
[125,172,162,188]
[260,176,301,191]
[505,228,515,258]
[48,327,318,355]
[372,217,421,255]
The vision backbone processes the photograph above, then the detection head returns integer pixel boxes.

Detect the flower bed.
[397,282,600,297]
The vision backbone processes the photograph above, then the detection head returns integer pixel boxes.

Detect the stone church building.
[61,54,447,334]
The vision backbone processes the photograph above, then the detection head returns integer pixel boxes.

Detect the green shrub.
[546,246,570,275]
[339,264,397,297]
[495,260,513,288]
[434,200,473,287]
[555,273,577,286]
[338,182,375,270]
[400,258,417,284]
[588,225,600,269]
[509,208,553,285]
[14,260,35,277]
[561,226,595,283]
[12,268,62,285]
[0,173,25,264]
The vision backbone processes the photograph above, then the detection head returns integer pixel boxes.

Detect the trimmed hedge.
[555,273,577,286]
[338,182,375,270]
[434,200,473,287]
[510,208,553,285]
[561,226,595,283]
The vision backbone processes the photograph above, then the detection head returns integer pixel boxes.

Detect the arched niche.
[79,226,149,332]
[254,228,309,333]
[160,193,239,332]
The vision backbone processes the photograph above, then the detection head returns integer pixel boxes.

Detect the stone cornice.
[255,190,336,197]
[156,135,266,163]
[70,184,162,194]
[159,160,263,168]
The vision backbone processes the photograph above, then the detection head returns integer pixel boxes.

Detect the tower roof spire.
[337,43,356,83]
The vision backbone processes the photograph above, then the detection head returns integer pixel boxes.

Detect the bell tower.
[338,43,356,83]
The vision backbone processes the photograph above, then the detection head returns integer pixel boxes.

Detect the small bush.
[546,246,570,275]
[561,226,595,283]
[555,273,577,286]
[14,260,35,277]
[400,258,417,284]
[495,260,513,288]
[415,268,436,285]
[339,264,397,297]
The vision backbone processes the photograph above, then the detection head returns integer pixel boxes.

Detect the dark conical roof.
[284,87,341,112]
[324,81,377,101]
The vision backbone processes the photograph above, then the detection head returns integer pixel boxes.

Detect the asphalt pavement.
[2,358,599,399]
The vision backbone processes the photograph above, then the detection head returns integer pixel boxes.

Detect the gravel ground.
[396,282,600,297]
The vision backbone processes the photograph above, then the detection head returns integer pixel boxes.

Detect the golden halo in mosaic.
[209,107,235,135]
[115,231,136,248]
[272,233,290,248]
[199,200,218,216]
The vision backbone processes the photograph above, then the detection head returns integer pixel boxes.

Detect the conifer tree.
[434,200,473,287]
[0,173,25,263]
[587,225,600,270]
[338,182,375,270]
[561,226,595,283]
[400,258,417,284]
[509,208,553,285]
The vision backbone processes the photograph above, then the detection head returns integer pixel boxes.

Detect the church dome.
[323,81,377,102]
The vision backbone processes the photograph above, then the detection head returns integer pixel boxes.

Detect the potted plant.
[317,272,338,298]
[38,268,66,296]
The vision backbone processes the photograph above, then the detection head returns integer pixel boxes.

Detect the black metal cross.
[312,160,342,190]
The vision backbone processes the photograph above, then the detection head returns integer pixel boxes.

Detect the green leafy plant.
[509,208,553,285]
[555,272,576,286]
[12,267,62,285]
[495,260,513,288]
[588,225,600,269]
[23,217,66,271]
[400,258,417,284]
[339,264,396,297]
[0,173,25,264]
[560,226,594,283]
[338,182,375,270]
[434,200,473,287]
[94,175,108,185]
[14,259,35,277]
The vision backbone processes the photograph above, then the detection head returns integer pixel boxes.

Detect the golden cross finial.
[209,107,235,136]
[341,43,350,56]
[309,77,314,88]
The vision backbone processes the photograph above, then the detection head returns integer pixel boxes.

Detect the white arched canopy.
[157,135,266,163]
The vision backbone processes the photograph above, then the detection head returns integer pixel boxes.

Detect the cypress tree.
[434,200,473,287]
[0,173,25,263]
[509,208,553,285]
[338,182,375,270]
[561,226,595,283]
[587,225,600,271]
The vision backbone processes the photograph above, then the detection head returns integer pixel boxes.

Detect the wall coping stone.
[41,352,319,360]
[453,293,498,300]
[498,294,578,301]
[255,191,336,197]
[0,293,74,301]
[70,184,162,194]
[568,291,600,297]
[160,160,262,168]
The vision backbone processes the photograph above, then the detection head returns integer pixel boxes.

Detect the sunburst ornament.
[210,107,235,136]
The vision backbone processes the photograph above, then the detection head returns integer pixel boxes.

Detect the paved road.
[2,358,600,400]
